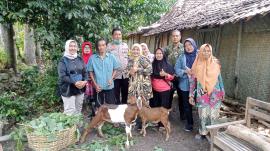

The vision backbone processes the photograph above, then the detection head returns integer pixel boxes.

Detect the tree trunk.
[0,24,9,55]
[24,24,36,65]
[0,23,17,73]
[35,41,42,64]
[0,28,4,48]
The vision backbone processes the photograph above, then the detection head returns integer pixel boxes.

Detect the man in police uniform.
[107,27,129,105]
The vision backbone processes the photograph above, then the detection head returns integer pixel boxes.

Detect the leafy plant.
[11,127,26,151]
[0,92,29,122]
[71,123,133,151]
[0,66,60,124]
[23,66,60,111]
[154,146,164,151]
[23,113,82,136]
[71,140,111,151]
[11,113,82,151]
[102,123,125,136]
[19,66,40,93]
[102,123,132,149]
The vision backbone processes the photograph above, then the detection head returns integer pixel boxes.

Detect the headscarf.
[152,48,174,79]
[81,41,93,64]
[64,40,78,59]
[191,44,220,94]
[141,43,154,62]
[141,43,149,55]
[184,38,198,68]
[130,43,143,61]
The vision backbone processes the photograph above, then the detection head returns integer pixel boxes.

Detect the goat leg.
[80,111,103,143]
[139,119,145,135]
[142,121,147,137]
[139,129,143,134]
[168,121,171,134]
[125,124,132,149]
[129,124,133,138]
[161,120,170,141]
[97,122,105,137]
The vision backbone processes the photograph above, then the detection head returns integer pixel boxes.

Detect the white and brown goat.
[79,96,144,148]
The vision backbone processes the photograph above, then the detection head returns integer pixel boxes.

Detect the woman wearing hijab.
[151,48,174,129]
[127,43,152,101]
[58,40,88,115]
[141,43,154,62]
[151,48,174,109]
[126,43,152,130]
[189,44,225,140]
[81,41,93,64]
[175,38,198,132]
[81,41,95,117]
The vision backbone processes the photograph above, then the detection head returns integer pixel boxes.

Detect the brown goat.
[79,96,141,148]
[138,105,171,141]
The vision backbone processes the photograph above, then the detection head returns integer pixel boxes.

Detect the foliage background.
[0,0,176,123]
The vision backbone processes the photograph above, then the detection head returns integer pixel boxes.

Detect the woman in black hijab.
[151,48,175,109]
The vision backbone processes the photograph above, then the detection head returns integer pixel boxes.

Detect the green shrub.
[18,66,60,111]
[0,66,61,123]
[0,92,30,122]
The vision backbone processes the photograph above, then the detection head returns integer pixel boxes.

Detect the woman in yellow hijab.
[125,43,152,130]
[189,44,225,140]
[126,43,152,101]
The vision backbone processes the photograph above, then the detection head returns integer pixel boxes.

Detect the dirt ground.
[127,105,209,151]
[2,100,210,151]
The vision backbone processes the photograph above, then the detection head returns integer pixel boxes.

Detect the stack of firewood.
[226,124,270,151]
[220,98,270,138]
[220,98,245,120]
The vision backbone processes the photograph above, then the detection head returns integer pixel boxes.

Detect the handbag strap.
[162,78,172,88]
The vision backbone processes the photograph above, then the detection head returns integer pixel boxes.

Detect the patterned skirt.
[128,75,152,102]
[197,101,221,135]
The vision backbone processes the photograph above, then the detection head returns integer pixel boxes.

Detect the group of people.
[57,28,225,140]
